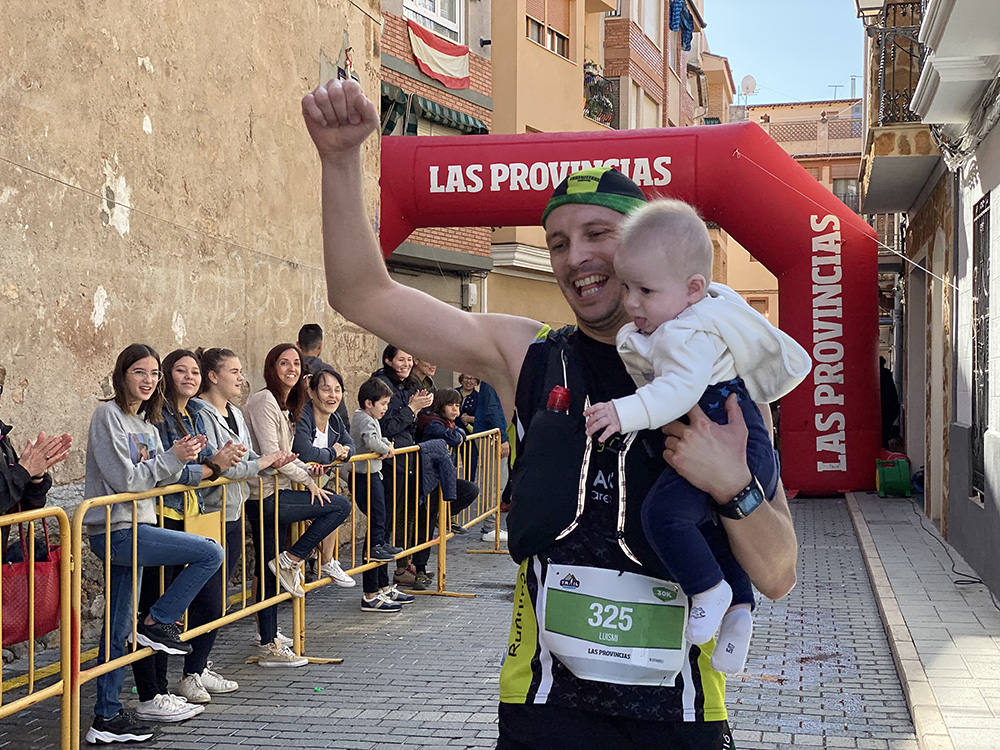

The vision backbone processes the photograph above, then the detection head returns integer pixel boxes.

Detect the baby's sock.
[711,605,753,675]
[686,580,732,645]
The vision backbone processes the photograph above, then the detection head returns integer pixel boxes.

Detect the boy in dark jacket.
[415,390,479,565]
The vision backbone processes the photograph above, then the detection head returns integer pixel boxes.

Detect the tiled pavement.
[729,496,918,749]
[1,498,932,749]
[849,492,1000,750]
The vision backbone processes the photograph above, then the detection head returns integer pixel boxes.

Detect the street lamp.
[855,0,884,23]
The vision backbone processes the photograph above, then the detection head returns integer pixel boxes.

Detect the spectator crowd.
[0,324,505,746]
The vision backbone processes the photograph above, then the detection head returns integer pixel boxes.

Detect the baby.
[584,198,810,675]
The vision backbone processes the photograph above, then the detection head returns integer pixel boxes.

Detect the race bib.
[539,563,688,686]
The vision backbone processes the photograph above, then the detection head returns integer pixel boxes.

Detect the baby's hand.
[583,401,622,443]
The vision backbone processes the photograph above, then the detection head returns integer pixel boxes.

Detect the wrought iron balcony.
[834,191,861,213]
[584,68,619,127]
[871,1,926,126]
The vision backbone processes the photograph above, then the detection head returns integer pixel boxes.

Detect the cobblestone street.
[0,498,924,749]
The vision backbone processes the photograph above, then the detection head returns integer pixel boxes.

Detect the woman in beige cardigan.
[244,343,351,668]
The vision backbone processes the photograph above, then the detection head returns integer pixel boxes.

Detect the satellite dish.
[740,75,757,96]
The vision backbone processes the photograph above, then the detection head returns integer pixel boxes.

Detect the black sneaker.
[86,709,155,744]
[414,571,434,588]
[368,543,399,562]
[135,620,192,655]
[450,523,468,535]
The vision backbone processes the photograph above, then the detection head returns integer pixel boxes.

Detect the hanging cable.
[732,148,961,294]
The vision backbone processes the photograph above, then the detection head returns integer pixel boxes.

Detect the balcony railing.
[834,191,861,213]
[829,118,864,140]
[770,121,819,142]
[584,71,619,128]
[873,1,926,126]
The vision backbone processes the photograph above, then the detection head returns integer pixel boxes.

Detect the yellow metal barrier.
[67,473,304,749]
[3,434,505,747]
[455,429,506,555]
[0,506,73,749]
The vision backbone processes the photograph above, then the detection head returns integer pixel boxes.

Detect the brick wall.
[603,19,664,104]
[381,12,492,259]
[382,13,492,111]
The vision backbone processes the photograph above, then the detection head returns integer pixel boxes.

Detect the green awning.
[380,81,408,135]
[407,94,488,135]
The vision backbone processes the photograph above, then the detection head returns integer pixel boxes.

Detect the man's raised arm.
[301,79,539,406]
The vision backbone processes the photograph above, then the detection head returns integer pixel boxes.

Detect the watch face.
[719,477,765,519]
[736,483,765,517]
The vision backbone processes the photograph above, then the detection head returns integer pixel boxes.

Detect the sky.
[703,0,866,104]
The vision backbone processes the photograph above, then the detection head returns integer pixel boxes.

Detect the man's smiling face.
[545,203,632,340]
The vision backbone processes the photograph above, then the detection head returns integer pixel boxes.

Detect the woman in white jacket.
[243,343,351,668]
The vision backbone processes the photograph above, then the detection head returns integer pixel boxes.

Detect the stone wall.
[1,1,384,487]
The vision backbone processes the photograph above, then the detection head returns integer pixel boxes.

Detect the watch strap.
[716,476,765,520]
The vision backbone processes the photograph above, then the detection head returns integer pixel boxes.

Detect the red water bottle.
[546,385,570,413]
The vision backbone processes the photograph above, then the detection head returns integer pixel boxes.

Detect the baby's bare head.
[619,199,713,283]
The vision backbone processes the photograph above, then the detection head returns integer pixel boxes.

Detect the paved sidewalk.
[729,496,918,749]
[1,498,926,749]
[849,492,1000,750]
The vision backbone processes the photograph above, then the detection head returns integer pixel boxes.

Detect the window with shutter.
[548,0,570,36]
[525,0,571,59]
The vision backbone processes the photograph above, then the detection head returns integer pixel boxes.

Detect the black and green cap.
[541,166,647,227]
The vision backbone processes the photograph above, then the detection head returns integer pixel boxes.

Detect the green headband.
[541,166,648,227]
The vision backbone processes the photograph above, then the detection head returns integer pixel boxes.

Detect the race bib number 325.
[545,590,684,648]
[539,564,689,686]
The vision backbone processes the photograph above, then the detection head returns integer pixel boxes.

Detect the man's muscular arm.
[301,79,539,409]
[663,395,797,600]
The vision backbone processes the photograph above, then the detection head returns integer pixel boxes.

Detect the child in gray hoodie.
[350,377,410,612]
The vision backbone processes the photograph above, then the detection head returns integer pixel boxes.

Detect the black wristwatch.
[716,476,765,520]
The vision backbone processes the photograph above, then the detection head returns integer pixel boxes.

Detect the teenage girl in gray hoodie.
[82,344,224,746]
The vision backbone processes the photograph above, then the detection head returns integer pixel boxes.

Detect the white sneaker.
[254,629,293,647]
[320,559,357,588]
[177,673,211,704]
[199,662,239,694]
[135,692,204,723]
[256,638,308,668]
[268,551,306,598]
[481,529,508,543]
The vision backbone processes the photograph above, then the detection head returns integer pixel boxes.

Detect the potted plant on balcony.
[584,92,614,124]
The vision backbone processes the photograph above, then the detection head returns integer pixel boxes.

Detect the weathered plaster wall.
[1,1,383,485]
[907,172,954,530]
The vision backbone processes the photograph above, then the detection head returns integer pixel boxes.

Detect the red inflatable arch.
[379,123,878,494]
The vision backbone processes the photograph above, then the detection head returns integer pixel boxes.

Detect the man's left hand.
[662,394,752,503]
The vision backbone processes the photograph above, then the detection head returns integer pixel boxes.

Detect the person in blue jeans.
[130,349,248,720]
[82,344,225,745]
[584,199,810,675]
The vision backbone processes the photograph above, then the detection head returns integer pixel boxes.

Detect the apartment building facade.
[857,0,1000,592]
